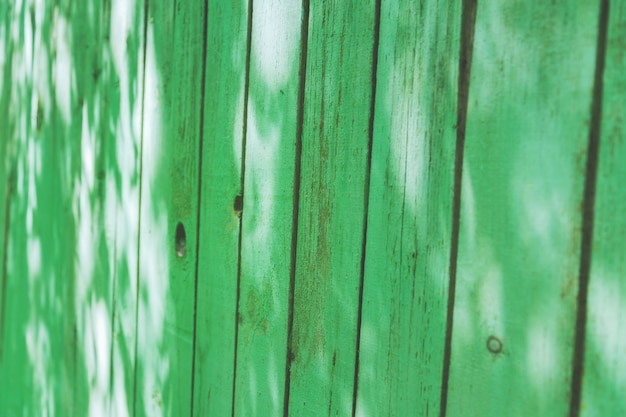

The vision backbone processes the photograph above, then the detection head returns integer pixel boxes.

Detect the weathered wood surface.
[234,0,303,416]
[446,1,602,417]
[191,1,248,416]
[134,0,206,415]
[355,0,461,416]
[0,0,624,416]
[286,0,377,415]
[580,3,626,417]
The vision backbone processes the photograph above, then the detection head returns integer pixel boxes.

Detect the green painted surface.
[286,1,376,415]
[106,0,147,412]
[234,0,303,416]
[134,0,205,415]
[191,0,249,416]
[581,2,626,416]
[446,1,601,417]
[0,2,132,415]
[1,1,624,416]
[0,0,13,357]
[356,0,461,416]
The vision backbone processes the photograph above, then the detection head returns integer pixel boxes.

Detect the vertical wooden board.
[355,0,461,416]
[446,2,600,417]
[0,4,38,414]
[0,0,16,410]
[581,3,626,416]
[0,0,13,343]
[66,2,114,415]
[134,0,204,415]
[287,1,376,415]
[103,0,147,415]
[191,0,249,415]
[234,0,303,415]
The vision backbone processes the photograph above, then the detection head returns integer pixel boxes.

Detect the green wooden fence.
[1,0,625,416]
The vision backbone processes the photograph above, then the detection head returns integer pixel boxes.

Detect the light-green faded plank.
[103,0,147,415]
[287,1,376,415]
[355,0,461,415]
[66,2,123,415]
[234,0,303,415]
[191,0,249,415]
[581,2,626,416]
[135,0,205,415]
[446,2,600,417]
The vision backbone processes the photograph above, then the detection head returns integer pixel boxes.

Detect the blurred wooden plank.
[68,3,119,415]
[0,10,46,413]
[191,1,249,415]
[446,1,601,416]
[580,2,626,416]
[233,0,304,415]
[103,0,147,415]
[355,0,461,415]
[0,0,14,358]
[0,2,115,415]
[286,1,377,415]
[134,0,205,415]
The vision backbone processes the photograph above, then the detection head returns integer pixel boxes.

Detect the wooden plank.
[446,2,601,416]
[103,0,147,415]
[355,0,461,415]
[66,3,115,415]
[0,6,37,414]
[0,2,18,414]
[233,0,303,415]
[134,0,204,415]
[0,0,13,351]
[580,2,626,416]
[286,1,377,415]
[191,0,249,415]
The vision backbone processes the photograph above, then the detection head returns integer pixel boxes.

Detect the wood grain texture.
[286,1,377,415]
[234,0,303,416]
[191,1,249,416]
[2,1,626,416]
[134,0,205,415]
[580,2,626,416]
[355,0,462,416]
[446,1,601,416]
